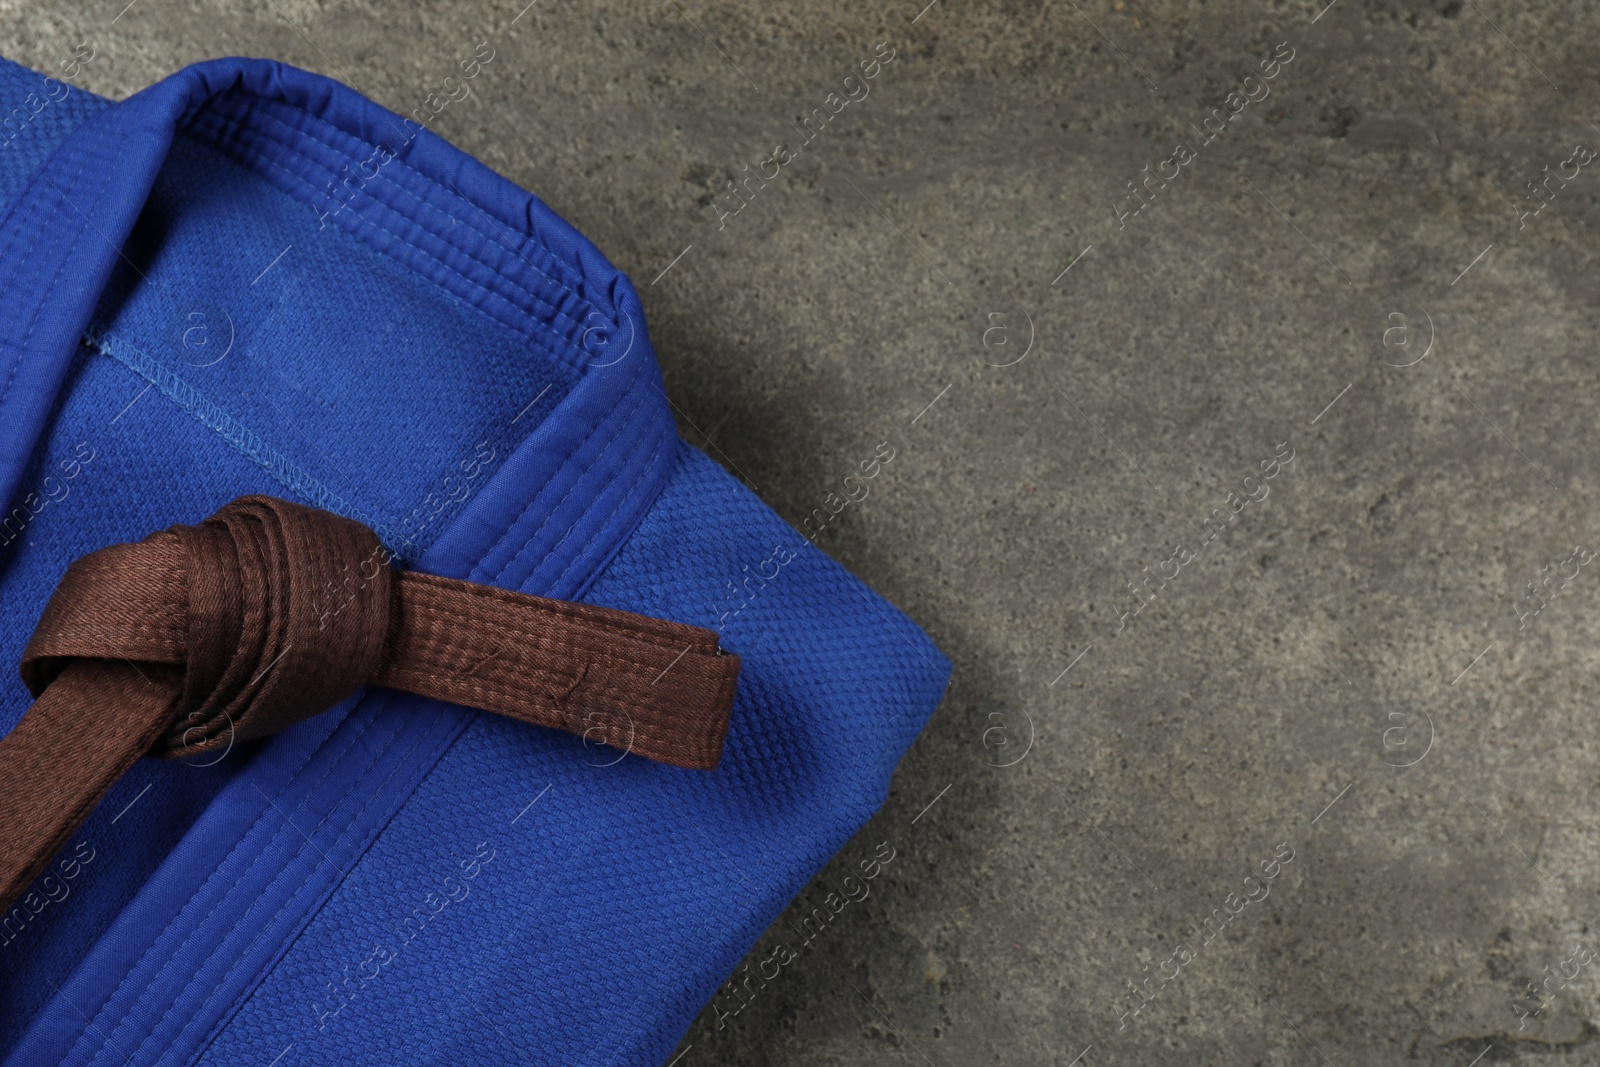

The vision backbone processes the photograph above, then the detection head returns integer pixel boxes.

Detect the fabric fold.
[0,53,949,1067]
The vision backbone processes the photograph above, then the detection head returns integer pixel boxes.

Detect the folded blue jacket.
[0,54,949,1066]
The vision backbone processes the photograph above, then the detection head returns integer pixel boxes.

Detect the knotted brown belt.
[0,495,739,916]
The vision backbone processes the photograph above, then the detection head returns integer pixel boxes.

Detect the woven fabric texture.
[0,52,950,1067]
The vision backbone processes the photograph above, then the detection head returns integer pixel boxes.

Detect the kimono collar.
[0,56,676,598]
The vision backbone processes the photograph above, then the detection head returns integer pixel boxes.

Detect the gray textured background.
[10,0,1600,1063]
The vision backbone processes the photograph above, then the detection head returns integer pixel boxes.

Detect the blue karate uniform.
[0,55,949,1066]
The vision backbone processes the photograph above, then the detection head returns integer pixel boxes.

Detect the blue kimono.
[0,54,949,1066]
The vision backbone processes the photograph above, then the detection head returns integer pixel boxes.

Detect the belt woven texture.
[0,495,740,916]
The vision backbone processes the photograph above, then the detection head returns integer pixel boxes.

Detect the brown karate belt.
[0,495,739,916]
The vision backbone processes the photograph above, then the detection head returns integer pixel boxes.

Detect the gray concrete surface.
[9,0,1600,1063]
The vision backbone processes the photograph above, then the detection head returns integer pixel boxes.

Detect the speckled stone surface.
[8,1,1600,1063]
